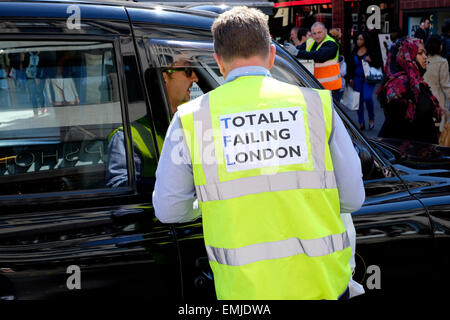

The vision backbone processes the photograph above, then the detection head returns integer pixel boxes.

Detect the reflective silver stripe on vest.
[196,170,336,202]
[301,87,325,171]
[206,231,350,267]
[314,60,340,68]
[192,86,335,202]
[193,93,220,184]
[318,74,342,84]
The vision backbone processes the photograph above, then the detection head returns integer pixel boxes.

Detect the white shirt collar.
[225,66,272,83]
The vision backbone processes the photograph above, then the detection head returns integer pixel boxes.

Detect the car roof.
[0,0,218,30]
[0,0,219,18]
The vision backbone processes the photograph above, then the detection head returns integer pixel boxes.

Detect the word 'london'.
[178,304,271,317]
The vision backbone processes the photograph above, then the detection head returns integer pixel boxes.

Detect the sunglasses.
[163,67,194,77]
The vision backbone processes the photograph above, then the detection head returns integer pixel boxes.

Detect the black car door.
[129,8,219,300]
[0,2,180,300]
[257,47,437,298]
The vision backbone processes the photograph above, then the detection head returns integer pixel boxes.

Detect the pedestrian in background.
[347,31,381,130]
[414,17,431,42]
[329,28,346,103]
[288,27,310,48]
[289,26,301,47]
[378,38,441,144]
[285,22,342,99]
[297,27,311,47]
[424,34,450,135]
[389,27,403,51]
[441,19,450,72]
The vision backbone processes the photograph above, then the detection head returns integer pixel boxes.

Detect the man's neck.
[222,57,269,79]
[316,36,326,45]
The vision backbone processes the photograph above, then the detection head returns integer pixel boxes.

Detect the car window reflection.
[0,41,121,195]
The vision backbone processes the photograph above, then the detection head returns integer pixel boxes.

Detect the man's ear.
[214,53,226,76]
[268,44,276,69]
[162,71,169,85]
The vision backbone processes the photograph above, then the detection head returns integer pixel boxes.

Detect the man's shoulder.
[263,77,331,99]
[262,76,303,93]
[108,126,124,143]
[414,28,425,38]
[177,94,208,117]
[321,39,338,48]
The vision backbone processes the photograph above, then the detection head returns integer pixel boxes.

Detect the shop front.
[343,1,398,60]
[270,1,333,44]
[400,1,450,37]
[270,0,398,57]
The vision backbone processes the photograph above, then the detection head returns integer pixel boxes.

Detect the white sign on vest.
[219,107,309,172]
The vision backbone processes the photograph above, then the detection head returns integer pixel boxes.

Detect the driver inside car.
[105,54,199,188]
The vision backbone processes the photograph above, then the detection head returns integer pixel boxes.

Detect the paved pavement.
[339,83,385,139]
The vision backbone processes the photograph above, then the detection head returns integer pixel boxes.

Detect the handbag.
[362,60,383,84]
[341,85,360,111]
[25,53,39,79]
[366,67,384,83]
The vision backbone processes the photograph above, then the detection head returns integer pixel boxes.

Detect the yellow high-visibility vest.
[108,117,162,177]
[306,35,342,90]
[178,75,351,299]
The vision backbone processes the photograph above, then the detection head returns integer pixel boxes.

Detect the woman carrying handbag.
[347,32,382,131]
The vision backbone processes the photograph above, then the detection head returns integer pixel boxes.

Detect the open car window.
[147,39,221,102]
[147,39,311,103]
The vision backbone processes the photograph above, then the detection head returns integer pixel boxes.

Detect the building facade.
[269,0,450,58]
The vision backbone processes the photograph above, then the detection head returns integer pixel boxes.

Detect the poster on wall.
[378,34,391,67]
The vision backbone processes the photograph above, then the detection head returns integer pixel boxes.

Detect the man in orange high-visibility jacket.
[285,22,342,100]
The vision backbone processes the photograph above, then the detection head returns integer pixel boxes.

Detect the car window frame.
[0,34,138,205]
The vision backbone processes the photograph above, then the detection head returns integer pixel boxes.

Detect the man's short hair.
[329,28,342,41]
[426,34,442,56]
[297,27,309,39]
[420,17,430,24]
[211,6,271,61]
[311,22,326,30]
[390,26,402,35]
[443,18,450,34]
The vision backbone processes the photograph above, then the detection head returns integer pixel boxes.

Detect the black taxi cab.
[0,0,448,300]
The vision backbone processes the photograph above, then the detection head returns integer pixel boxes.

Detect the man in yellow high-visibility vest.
[285,22,342,100]
[153,6,365,300]
[106,57,198,188]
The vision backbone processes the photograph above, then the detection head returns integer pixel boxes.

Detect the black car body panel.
[0,0,448,300]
